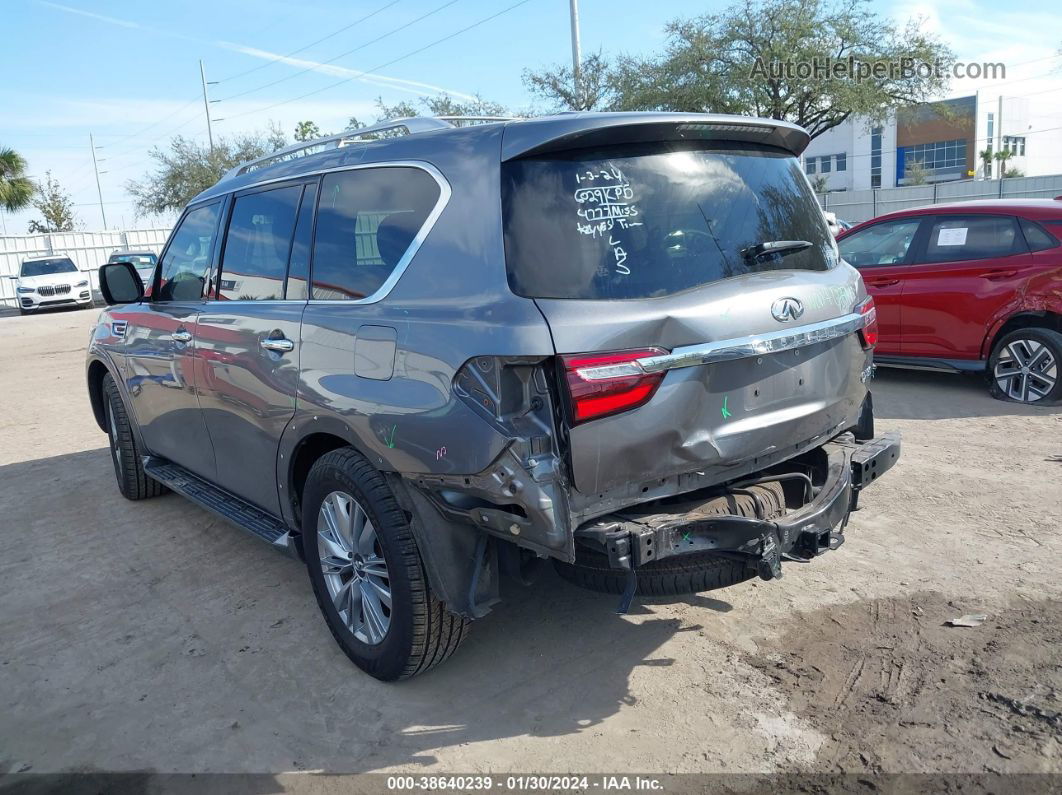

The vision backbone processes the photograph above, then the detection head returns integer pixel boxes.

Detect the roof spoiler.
[500,113,811,161]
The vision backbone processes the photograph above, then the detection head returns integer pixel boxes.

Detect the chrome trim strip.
[578,312,868,381]
[214,160,451,308]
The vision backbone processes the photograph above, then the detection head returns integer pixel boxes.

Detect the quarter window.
[923,216,1021,263]
[311,167,441,300]
[1020,219,1058,252]
[157,202,222,302]
[838,218,921,268]
[219,185,302,301]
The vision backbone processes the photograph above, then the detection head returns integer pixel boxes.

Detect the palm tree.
[994,148,1015,177]
[0,147,34,212]
[979,148,994,179]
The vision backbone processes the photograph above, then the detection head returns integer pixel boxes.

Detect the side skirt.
[874,355,985,374]
[143,456,297,556]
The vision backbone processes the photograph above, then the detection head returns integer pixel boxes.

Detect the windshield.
[109,254,156,267]
[20,258,78,278]
[502,142,836,300]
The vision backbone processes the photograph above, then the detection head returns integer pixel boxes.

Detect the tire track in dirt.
[746,592,1062,773]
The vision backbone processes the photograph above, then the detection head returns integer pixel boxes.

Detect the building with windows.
[801,91,1062,193]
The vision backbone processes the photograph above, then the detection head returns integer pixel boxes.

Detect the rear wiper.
[741,240,813,263]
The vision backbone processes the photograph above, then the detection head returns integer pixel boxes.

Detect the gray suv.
[88,113,899,680]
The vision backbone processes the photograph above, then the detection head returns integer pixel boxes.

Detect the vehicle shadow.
[0,447,725,774]
[871,367,1061,420]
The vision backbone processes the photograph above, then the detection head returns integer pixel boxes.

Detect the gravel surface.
[1,307,1059,776]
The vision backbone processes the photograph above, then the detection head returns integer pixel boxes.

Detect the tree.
[0,146,34,212]
[810,174,829,193]
[525,0,954,140]
[373,94,511,124]
[904,159,930,185]
[1003,167,1024,179]
[294,121,322,142]
[979,148,994,179]
[994,148,1015,176]
[523,52,614,111]
[27,172,78,233]
[128,129,288,215]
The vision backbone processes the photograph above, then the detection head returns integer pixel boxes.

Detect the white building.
[802,92,1062,193]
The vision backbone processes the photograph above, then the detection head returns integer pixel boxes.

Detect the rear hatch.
[501,134,873,497]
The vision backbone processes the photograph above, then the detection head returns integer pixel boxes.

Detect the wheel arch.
[86,357,114,433]
[280,424,499,619]
[285,431,353,532]
[983,310,1062,360]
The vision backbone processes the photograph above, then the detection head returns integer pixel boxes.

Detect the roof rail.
[224,116,456,179]
[436,115,521,126]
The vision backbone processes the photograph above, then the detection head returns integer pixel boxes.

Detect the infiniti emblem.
[771,297,804,323]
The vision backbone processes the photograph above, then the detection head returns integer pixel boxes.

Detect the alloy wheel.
[993,337,1058,403]
[317,490,392,645]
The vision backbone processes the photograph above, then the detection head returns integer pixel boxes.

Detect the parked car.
[107,250,158,289]
[13,256,92,314]
[824,211,852,237]
[837,199,1062,403]
[87,113,900,680]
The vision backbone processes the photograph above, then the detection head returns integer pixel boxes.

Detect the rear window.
[502,143,836,300]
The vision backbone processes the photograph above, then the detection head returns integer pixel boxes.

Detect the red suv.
[837,199,1062,404]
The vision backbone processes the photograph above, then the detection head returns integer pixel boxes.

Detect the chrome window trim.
[209,160,451,308]
[577,312,869,381]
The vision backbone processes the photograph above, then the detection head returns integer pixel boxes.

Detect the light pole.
[569,0,582,107]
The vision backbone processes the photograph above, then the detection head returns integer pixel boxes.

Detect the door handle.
[260,337,295,353]
[866,279,900,287]
[171,329,192,343]
[981,270,1017,281]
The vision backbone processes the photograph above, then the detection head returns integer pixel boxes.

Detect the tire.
[988,327,1062,404]
[302,448,469,681]
[102,374,167,500]
[554,484,787,597]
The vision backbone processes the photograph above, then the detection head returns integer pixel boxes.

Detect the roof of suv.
[191,112,811,205]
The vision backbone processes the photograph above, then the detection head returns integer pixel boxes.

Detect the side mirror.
[99,262,144,305]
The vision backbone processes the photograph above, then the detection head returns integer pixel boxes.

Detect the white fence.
[0,228,172,308]
[817,173,1062,224]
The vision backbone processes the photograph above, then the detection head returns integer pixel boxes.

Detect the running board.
[143,457,295,554]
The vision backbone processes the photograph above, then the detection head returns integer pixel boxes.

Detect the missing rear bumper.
[573,432,901,589]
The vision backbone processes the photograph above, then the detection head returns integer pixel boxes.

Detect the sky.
[2,0,1061,233]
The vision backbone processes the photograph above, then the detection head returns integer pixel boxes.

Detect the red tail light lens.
[561,348,668,424]
[858,296,878,349]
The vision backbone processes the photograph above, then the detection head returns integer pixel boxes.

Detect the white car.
[14,256,93,314]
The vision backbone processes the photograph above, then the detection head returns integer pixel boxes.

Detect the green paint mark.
[682,531,692,542]
[721,396,732,420]
[385,425,397,448]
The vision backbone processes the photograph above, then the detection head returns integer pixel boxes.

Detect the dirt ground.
[0,307,1060,779]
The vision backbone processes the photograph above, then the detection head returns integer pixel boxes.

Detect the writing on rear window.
[573,164,643,276]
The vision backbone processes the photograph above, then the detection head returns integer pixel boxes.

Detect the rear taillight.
[858,296,878,349]
[561,348,668,424]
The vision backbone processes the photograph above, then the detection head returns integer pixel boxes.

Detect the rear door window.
[922,215,1023,263]
[501,142,836,300]
[219,184,302,301]
[311,166,441,300]
[157,202,222,302]
[839,218,923,268]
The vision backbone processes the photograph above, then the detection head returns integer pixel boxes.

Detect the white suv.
[15,256,93,314]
